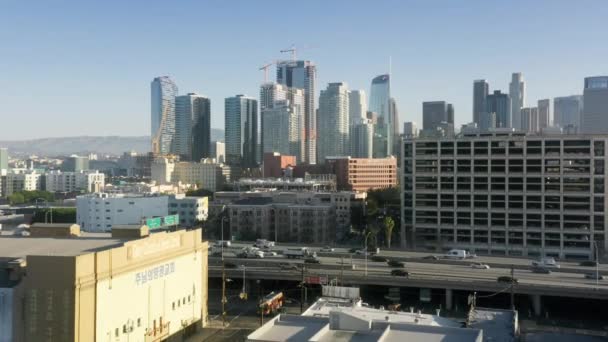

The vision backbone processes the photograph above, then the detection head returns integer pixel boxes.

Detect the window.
[115,328,119,337]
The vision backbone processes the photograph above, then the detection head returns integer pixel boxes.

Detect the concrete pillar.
[445,288,453,311]
[531,294,542,316]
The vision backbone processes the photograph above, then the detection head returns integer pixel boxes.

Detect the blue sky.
[1,0,607,140]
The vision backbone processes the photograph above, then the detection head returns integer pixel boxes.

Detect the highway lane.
[213,242,607,275]
[209,253,608,291]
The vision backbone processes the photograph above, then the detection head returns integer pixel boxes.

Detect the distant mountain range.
[0,129,224,156]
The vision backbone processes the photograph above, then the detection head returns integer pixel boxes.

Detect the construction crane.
[259,62,275,83]
[280,45,297,61]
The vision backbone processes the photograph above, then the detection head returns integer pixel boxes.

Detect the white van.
[444,249,470,259]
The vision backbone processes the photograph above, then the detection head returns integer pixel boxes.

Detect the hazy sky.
[1,0,607,140]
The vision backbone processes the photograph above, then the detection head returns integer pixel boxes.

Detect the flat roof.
[0,232,125,259]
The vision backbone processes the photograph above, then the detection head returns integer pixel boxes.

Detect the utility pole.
[221,215,227,327]
[300,265,305,314]
[510,265,515,310]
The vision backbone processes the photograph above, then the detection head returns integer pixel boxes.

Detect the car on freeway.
[264,251,278,257]
[531,257,560,268]
[278,263,299,271]
[387,260,405,268]
[580,261,599,267]
[471,262,490,269]
[497,276,518,284]
[371,255,388,262]
[211,250,222,257]
[348,248,359,253]
[320,246,335,252]
[422,255,440,260]
[584,273,605,280]
[531,266,551,274]
[391,269,409,277]
[224,262,238,269]
[304,257,321,264]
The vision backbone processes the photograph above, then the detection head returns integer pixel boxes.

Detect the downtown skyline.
[1,1,607,140]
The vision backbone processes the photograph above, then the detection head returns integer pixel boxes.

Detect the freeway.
[208,244,608,300]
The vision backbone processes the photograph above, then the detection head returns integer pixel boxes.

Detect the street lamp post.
[364,231,372,277]
[220,215,229,327]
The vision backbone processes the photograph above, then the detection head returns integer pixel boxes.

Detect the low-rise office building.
[326,156,397,192]
[45,170,105,193]
[152,157,226,192]
[0,224,208,342]
[168,194,208,227]
[4,170,42,196]
[402,132,608,259]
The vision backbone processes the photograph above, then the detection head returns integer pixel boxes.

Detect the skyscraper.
[537,99,551,130]
[276,60,317,164]
[174,93,211,161]
[521,107,539,133]
[486,90,510,128]
[390,97,400,156]
[151,76,178,155]
[554,95,583,130]
[317,82,350,163]
[0,147,8,174]
[262,89,305,162]
[369,74,392,157]
[350,118,373,158]
[225,95,258,168]
[581,76,608,134]
[509,72,526,130]
[422,101,452,130]
[446,103,454,125]
[473,80,489,126]
[348,90,367,123]
[403,122,418,138]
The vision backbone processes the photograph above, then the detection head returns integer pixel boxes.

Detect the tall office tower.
[509,72,526,129]
[521,107,539,133]
[262,89,305,161]
[210,141,225,164]
[174,93,210,161]
[390,98,400,155]
[348,90,367,123]
[151,76,178,155]
[350,118,374,158]
[276,60,317,164]
[486,90,510,128]
[260,83,288,157]
[369,74,392,157]
[0,147,8,173]
[225,95,258,168]
[317,82,350,163]
[554,95,583,130]
[446,103,454,124]
[537,99,551,130]
[473,80,489,125]
[582,76,608,134]
[422,101,452,130]
[403,122,418,138]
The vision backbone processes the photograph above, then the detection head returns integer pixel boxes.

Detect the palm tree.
[383,216,395,248]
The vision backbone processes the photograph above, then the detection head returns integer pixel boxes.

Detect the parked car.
[471,262,490,269]
[371,255,388,262]
[531,266,551,274]
[387,260,405,268]
[391,269,409,277]
[320,246,335,252]
[580,261,599,267]
[497,276,518,284]
[585,273,605,280]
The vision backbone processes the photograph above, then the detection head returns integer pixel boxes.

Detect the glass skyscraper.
[225,95,258,168]
[369,74,392,157]
[175,93,211,161]
[151,76,178,155]
[582,76,608,134]
[486,90,510,129]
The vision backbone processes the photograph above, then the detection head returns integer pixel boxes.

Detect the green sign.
[164,214,179,226]
[146,217,162,229]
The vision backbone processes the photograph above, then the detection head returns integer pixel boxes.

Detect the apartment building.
[45,170,105,193]
[326,156,397,192]
[402,132,607,259]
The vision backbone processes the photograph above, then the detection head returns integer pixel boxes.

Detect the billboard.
[145,215,179,230]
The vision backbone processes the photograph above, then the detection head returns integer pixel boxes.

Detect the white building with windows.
[168,194,209,227]
[76,193,169,232]
[5,170,42,196]
[151,157,225,191]
[45,170,105,193]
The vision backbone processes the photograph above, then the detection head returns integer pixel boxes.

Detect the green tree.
[185,188,213,197]
[8,192,25,205]
[32,208,76,224]
[383,216,395,248]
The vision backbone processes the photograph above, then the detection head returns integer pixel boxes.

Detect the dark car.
[497,276,518,284]
[580,261,599,267]
[387,260,405,268]
[423,255,440,260]
[278,263,299,271]
[304,257,320,264]
[391,269,409,277]
[531,267,551,274]
[371,255,388,262]
[224,262,238,269]
[348,248,359,254]
[585,273,605,280]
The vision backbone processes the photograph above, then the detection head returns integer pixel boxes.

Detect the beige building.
[0,224,208,342]
[152,157,225,192]
[5,170,42,196]
[326,156,398,192]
